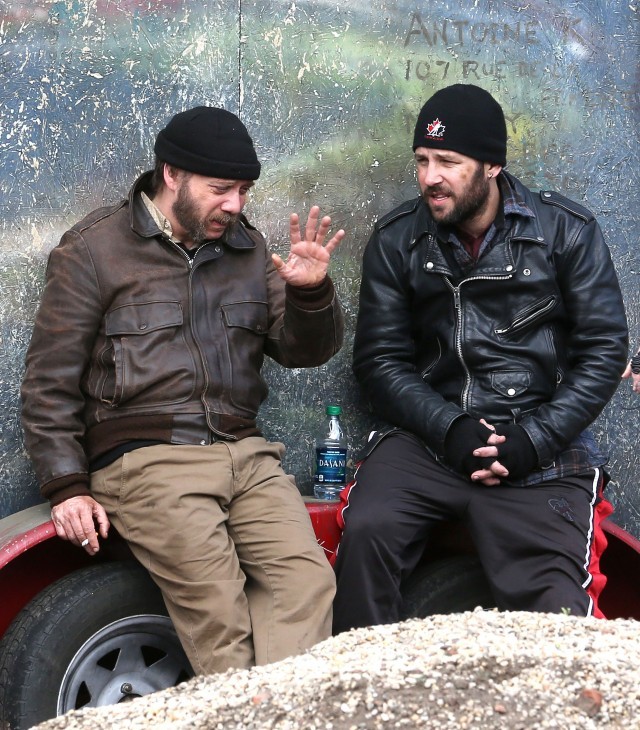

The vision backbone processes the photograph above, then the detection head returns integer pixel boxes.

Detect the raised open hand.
[272,206,345,288]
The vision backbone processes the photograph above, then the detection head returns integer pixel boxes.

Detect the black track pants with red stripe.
[332,430,611,634]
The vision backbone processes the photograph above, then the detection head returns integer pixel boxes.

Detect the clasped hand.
[469,420,509,486]
[445,417,538,486]
[272,206,345,288]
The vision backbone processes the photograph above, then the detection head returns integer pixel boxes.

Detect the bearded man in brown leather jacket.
[333,85,628,632]
[21,107,345,674]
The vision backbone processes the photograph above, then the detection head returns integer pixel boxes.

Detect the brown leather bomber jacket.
[21,172,344,505]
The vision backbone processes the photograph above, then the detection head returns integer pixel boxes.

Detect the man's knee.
[340,504,397,552]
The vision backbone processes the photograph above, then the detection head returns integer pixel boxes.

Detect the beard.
[423,162,491,227]
[172,180,239,245]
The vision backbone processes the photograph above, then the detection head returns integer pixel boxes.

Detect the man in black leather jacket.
[333,85,628,631]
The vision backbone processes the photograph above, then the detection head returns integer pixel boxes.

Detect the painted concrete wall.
[1,1,638,534]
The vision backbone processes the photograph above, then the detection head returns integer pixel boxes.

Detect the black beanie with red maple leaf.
[412,84,507,166]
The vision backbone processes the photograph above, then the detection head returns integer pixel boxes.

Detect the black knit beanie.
[154,106,261,180]
[412,84,507,166]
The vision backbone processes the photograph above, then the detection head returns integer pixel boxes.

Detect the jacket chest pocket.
[494,295,557,338]
[221,301,269,335]
[219,301,269,412]
[490,370,531,399]
[101,301,196,407]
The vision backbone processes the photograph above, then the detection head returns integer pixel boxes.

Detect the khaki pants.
[91,437,335,675]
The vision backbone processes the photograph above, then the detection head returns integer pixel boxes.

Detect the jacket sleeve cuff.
[42,473,91,507]
[285,277,335,310]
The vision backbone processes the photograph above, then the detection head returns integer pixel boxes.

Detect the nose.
[421,163,443,188]
[220,189,244,214]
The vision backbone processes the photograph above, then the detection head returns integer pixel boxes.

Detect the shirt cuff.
[42,473,91,507]
[285,277,335,310]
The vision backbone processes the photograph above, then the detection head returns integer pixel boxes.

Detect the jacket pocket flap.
[222,301,268,333]
[105,301,183,335]
[490,370,531,397]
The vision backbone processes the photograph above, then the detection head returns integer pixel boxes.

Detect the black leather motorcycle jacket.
[353,172,628,473]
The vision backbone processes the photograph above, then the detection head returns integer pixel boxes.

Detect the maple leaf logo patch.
[425,118,445,138]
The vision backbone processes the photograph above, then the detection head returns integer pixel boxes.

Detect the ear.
[486,163,503,179]
[163,164,182,193]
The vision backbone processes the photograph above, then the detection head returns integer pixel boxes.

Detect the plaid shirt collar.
[442,172,535,272]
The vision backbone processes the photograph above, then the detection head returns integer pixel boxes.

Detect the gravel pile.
[35,609,639,729]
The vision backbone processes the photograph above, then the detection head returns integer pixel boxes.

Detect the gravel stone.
[33,609,640,729]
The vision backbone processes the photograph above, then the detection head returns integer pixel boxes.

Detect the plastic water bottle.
[313,405,348,500]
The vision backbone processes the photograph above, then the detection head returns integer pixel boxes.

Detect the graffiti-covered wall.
[1,1,638,533]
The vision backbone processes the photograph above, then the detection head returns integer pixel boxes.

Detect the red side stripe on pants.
[587,479,614,619]
[330,463,362,566]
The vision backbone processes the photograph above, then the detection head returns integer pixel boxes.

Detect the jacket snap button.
[426,261,434,269]
[543,192,551,198]
[506,265,513,272]
[215,246,221,253]
[523,268,531,276]
[139,323,147,330]
[507,388,516,396]
[200,439,207,445]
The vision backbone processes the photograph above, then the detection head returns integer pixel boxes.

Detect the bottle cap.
[326,405,342,416]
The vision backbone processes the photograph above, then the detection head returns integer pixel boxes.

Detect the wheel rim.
[57,614,193,714]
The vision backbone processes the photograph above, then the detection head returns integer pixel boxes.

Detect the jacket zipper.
[494,295,556,336]
[168,240,195,268]
[445,273,513,411]
[170,241,234,440]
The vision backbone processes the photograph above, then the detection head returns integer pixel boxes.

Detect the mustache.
[210,213,240,227]
[424,184,451,196]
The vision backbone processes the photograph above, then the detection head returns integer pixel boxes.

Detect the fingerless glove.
[493,424,538,479]
[444,417,495,475]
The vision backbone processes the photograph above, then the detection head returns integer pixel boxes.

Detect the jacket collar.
[501,171,548,245]
[408,196,436,249]
[411,172,550,278]
[127,171,257,250]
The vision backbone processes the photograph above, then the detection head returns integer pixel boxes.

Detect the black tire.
[400,555,496,619]
[0,561,193,730]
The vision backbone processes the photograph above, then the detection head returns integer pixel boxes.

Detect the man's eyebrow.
[415,152,460,162]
